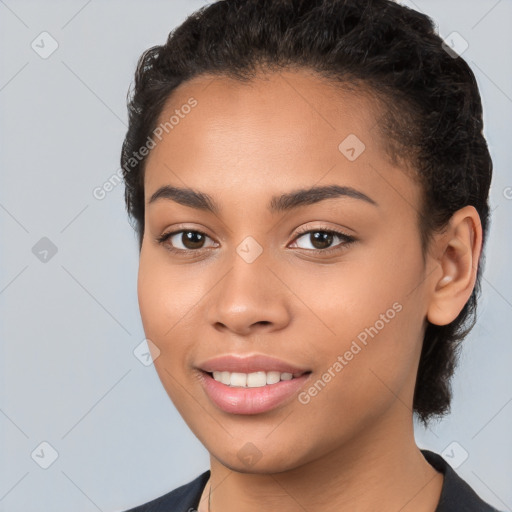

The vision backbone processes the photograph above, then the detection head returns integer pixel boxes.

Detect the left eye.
[290,229,356,252]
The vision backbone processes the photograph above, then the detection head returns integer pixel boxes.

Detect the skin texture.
[137,69,482,512]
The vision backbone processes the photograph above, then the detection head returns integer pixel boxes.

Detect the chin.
[220,458,300,475]
[210,443,307,475]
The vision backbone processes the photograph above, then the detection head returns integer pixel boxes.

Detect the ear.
[426,205,483,326]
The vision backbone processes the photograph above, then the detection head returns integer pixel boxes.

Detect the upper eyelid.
[164,225,349,237]
[294,224,352,236]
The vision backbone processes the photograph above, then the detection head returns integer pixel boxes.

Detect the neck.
[202,410,443,512]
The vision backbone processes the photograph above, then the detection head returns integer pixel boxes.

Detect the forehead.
[143,69,419,212]
[153,68,383,152]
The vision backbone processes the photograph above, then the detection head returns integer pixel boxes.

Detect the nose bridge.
[206,236,289,333]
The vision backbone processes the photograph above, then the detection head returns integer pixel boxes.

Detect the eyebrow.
[147,184,378,214]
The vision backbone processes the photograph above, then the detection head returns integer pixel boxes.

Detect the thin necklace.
[208,480,212,512]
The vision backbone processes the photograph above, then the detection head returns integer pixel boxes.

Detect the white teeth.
[247,371,267,387]
[230,372,247,387]
[266,371,281,385]
[210,370,298,387]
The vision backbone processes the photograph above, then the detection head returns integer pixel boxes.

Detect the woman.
[120,0,499,510]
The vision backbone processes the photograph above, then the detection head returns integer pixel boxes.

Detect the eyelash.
[155,225,356,256]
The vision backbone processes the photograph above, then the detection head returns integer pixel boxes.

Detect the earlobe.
[426,206,482,326]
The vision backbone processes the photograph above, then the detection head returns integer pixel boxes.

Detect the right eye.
[156,229,218,254]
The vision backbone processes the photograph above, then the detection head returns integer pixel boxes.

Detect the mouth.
[196,353,313,414]
[197,369,312,415]
[202,369,311,388]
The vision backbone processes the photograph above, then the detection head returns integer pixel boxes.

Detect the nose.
[206,254,291,337]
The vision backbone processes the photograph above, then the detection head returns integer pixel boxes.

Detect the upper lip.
[197,354,311,376]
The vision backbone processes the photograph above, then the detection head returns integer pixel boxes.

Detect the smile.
[199,370,312,415]
[210,370,299,388]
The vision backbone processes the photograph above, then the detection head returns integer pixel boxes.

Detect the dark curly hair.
[120,0,492,427]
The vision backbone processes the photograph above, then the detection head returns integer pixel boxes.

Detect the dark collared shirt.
[124,449,502,511]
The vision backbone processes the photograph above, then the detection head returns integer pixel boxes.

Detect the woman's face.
[138,69,435,472]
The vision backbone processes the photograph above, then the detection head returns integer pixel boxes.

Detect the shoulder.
[123,470,210,512]
[421,449,502,512]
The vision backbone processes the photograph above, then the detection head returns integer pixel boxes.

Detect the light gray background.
[1,1,511,511]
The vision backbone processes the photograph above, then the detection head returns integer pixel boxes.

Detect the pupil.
[311,232,332,249]
[183,231,204,249]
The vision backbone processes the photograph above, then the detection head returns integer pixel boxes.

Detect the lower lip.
[199,371,312,415]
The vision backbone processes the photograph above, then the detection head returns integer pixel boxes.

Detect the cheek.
[293,307,422,448]
[300,240,425,404]
[137,250,202,349]
[136,256,190,388]
[137,257,168,344]
[136,253,202,413]
[301,242,422,345]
